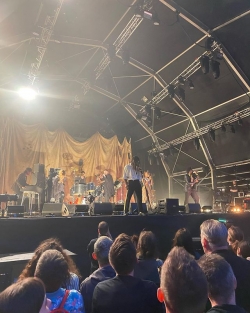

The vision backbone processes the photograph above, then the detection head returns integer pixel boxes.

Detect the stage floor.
[1,212,250,282]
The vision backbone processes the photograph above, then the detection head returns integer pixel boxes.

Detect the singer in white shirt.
[123,156,146,215]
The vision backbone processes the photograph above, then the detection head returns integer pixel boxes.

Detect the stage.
[1,212,250,287]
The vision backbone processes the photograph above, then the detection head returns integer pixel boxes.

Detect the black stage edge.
[1,213,250,282]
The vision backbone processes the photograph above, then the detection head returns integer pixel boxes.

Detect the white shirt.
[123,164,142,181]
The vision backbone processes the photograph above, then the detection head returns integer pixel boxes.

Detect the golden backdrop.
[0,117,131,201]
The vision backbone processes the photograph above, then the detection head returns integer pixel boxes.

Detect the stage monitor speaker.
[113,204,124,212]
[159,199,179,215]
[130,203,147,214]
[75,205,89,215]
[33,164,45,173]
[186,203,201,214]
[91,203,113,216]
[42,203,63,217]
[6,206,24,217]
[61,204,76,216]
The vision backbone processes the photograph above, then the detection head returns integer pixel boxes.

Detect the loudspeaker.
[130,203,147,214]
[75,205,89,215]
[42,203,63,216]
[33,164,45,173]
[186,203,201,213]
[113,204,124,212]
[6,206,24,217]
[166,198,179,215]
[91,203,113,216]
[61,204,76,216]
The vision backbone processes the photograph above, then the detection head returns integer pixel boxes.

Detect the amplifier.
[90,203,113,216]
[42,203,63,217]
[6,206,24,217]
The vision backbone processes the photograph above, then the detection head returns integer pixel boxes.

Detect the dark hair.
[172,228,195,256]
[198,254,235,304]
[98,221,109,236]
[0,277,45,313]
[109,233,137,275]
[228,226,244,254]
[131,234,139,249]
[137,231,158,259]
[25,168,32,173]
[132,156,140,163]
[18,237,80,281]
[161,247,207,313]
[35,249,70,292]
[238,241,250,259]
[186,167,192,173]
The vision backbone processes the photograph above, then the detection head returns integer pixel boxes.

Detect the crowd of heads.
[1,218,250,313]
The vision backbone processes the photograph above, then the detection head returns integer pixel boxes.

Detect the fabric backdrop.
[0,117,131,201]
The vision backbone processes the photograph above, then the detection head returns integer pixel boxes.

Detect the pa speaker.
[186,203,201,214]
[75,205,89,215]
[130,203,147,214]
[7,206,24,217]
[42,203,63,217]
[113,204,124,212]
[61,204,76,216]
[91,203,113,216]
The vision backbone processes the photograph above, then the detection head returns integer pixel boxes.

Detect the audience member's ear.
[201,237,210,252]
[157,288,165,303]
[92,252,98,260]
[236,247,241,257]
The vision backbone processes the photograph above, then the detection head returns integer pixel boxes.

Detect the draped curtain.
[0,118,131,199]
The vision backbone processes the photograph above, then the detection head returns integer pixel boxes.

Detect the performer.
[12,167,32,205]
[230,180,238,204]
[123,156,145,215]
[100,169,115,202]
[75,171,86,184]
[184,167,199,206]
[142,170,154,208]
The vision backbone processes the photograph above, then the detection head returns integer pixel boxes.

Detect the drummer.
[75,171,86,184]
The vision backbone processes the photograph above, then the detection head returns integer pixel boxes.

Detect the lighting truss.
[148,107,250,153]
[94,0,153,79]
[28,0,64,85]
[149,42,218,105]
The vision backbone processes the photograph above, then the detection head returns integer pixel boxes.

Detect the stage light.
[230,125,236,133]
[178,86,185,102]
[135,6,143,17]
[188,79,194,89]
[208,128,215,142]
[200,56,210,74]
[152,12,160,25]
[121,49,130,65]
[201,206,212,213]
[194,137,200,150]
[148,154,154,165]
[18,87,37,100]
[159,152,167,160]
[144,105,151,115]
[210,60,220,79]
[154,107,161,119]
[107,44,116,60]
[178,76,185,85]
[238,118,243,126]
[205,37,214,50]
[167,84,175,99]
[169,145,175,156]
[221,124,226,132]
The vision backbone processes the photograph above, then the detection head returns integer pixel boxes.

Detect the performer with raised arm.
[123,156,146,215]
[184,167,199,206]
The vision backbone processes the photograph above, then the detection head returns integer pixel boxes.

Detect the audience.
[198,253,246,313]
[18,237,80,290]
[200,219,250,312]
[157,246,208,313]
[227,226,244,254]
[92,233,164,313]
[87,221,112,273]
[80,236,115,313]
[34,249,84,313]
[172,227,200,259]
[0,277,51,313]
[237,241,250,259]
[134,230,163,286]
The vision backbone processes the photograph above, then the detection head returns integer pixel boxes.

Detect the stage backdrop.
[0,118,131,201]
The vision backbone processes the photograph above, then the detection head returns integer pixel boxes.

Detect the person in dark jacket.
[200,219,250,312]
[80,236,115,313]
[198,253,246,313]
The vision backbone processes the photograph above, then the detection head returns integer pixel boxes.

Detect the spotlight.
[188,79,194,89]
[194,137,200,150]
[107,44,116,60]
[154,107,161,119]
[178,86,185,102]
[148,154,154,165]
[178,76,185,85]
[144,105,151,115]
[18,87,37,100]
[159,152,167,160]
[221,124,226,132]
[208,128,215,142]
[152,12,160,25]
[200,56,210,74]
[167,84,175,99]
[238,118,243,126]
[210,60,220,79]
[205,37,214,50]
[135,6,144,17]
[121,49,130,65]
[230,125,236,134]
